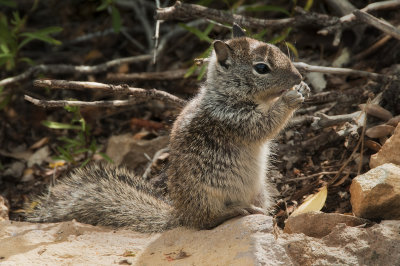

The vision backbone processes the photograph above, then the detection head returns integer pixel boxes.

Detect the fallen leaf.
[49,161,67,168]
[359,103,393,121]
[364,139,381,152]
[291,186,328,216]
[366,124,395,138]
[30,137,49,150]
[386,115,400,127]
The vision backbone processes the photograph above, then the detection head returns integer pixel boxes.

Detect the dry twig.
[155,1,336,29]
[353,10,400,40]
[0,55,151,88]
[26,79,186,108]
[107,69,188,81]
[293,62,393,81]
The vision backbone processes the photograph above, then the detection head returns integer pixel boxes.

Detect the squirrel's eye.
[253,63,270,74]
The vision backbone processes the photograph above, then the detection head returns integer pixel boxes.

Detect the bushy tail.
[28,163,177,233]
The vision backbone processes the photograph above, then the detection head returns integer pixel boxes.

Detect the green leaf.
[0,0,17,8]
[56,146,74,162]
[245,5,290,16]
[304,0,313,11]
[111,6,122,33]
[19,56,35,65]
[184,64,198,78]
[58,136,81,146]
[0,93,11,110]
[269,27,292,44]
[284,41,298,58]
[99,152,113,163]
[19,26,63,49]
[179,23,213,43]
[251,29,268,41]
[80,157,91,167]
[42,121,81,130]
[96,0,110,11]
[197,64,207,81]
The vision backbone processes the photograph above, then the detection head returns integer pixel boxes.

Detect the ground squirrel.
[29,24,310,233]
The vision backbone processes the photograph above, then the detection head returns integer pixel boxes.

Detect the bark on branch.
[26,79,186,108]
[155,1,336,29]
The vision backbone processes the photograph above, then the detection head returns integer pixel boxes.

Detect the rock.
[0,196,9,221]
[106,134,169,174]
[350,163,400,220]
[305,72,326,92]
[27,146,50,167]
[1,215,399,265]
[284,211,370,238]
[2,161,25,179]
[370,123,400,168]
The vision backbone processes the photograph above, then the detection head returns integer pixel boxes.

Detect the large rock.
[350,163,400,220]
[284,211,369,238]
[370,123,400,168]
[1,214,400,265]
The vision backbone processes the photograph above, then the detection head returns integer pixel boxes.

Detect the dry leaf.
[49,161,66,168]
[386,115,400,127]
[359,104,393,121]
[30,137,49,150]
[366,124,395,138]
[291,186,328,216]
[364,139,382,152]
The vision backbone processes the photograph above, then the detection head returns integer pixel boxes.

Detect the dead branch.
[0,55,151,88]
[318,0,400,44]
[24,95,142,108]
[341,0,400,23]
[106,69,188,81]
[293,62,394,81]
[353,10,400,40]
[354,34,393,60]
[155,1,336,29]
[311,111,363,130]
[27,79,186,108]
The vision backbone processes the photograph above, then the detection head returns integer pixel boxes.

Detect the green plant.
[96,0,122,33]
[180,22,215,80]
[42,105,112,167]
[0,6,62,71]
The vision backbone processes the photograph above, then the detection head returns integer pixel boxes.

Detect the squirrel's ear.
[213,40,231,69]
[232,23,246,38]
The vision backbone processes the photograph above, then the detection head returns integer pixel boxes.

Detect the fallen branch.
[318,0,400,44]
[155,1,337,29]
[293,62,393,81]
[106,69,188,81]
[26,79,186,108]
[341,0,400,23]
[353,10,400,40]
[0,55,151,88]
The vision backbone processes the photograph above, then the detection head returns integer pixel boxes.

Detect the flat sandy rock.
[350,163,400,220]
[370,123,400,168]
[1,215,400,265]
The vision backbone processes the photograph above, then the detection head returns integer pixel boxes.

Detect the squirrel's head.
[206,24,302,100]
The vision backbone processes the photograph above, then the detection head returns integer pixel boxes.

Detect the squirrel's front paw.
[282,90,304,108]
[294,81,311,99]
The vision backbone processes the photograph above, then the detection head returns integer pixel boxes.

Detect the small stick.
[0,55,151,88]
[353,10,400,40]
[354,34,393,60]
[28,79,187,108]
[293,62,392,80]
[106,69,188,81]
[156,1,295,29]
[341,0,400,23]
